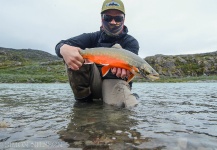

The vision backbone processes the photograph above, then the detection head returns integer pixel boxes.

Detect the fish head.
[138,63,160,81]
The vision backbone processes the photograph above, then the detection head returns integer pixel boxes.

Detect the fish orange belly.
[83,54,132,70]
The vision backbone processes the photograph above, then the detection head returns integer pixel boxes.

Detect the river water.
[0,83,217,150]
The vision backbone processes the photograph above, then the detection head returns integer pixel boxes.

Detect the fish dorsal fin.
[112,44,122,49]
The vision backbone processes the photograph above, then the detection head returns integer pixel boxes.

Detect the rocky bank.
[145,51,217,77]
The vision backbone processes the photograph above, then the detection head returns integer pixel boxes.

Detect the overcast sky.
[0,0,217,58]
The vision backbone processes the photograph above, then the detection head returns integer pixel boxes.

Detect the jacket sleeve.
[122,35,139,55]
[55,32,99,58]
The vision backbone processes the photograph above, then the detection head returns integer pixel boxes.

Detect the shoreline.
[0,76,217,84]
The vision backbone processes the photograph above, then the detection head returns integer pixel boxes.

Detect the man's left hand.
[111,67,131,79]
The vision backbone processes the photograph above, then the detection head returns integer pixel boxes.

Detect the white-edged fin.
[83,59,94,64]
[112,44,122,49]
[126,74,135,83]
[100,64,109,66]
[101,65,111,77]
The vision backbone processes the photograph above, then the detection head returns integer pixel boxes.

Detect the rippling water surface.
[0,83,217,150]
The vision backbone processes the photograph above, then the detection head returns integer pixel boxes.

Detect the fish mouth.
[147,74,160,81]
[139,69,160,81]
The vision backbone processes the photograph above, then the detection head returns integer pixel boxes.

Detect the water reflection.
[58,101,157,149]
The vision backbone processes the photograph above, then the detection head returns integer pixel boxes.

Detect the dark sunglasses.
[102,14,124,22]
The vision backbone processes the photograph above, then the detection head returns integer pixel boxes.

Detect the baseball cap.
[101,0,125,14]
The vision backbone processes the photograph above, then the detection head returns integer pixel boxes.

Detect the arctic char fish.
[79,44,159,82]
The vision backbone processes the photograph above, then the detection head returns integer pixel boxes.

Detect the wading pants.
[66,64,138,108]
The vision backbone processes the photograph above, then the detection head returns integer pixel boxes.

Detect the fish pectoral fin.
[127,74,135,83]
[101,65,111,77]
[84,59,94,64]
[132,66,139,73]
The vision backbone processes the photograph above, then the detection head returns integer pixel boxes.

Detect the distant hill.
[0,47,60,63]
[0,47,65,83]
[0,47,216,83]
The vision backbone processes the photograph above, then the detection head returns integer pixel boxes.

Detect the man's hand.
[111,67,131,79]
[60,44,84,70]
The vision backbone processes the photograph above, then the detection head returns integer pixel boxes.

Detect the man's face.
[101,9,125,36]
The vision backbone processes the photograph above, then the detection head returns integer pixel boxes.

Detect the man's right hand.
[60,44,84,70]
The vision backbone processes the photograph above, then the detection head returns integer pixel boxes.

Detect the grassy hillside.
[0,47,216,83]
[0,47,68,83]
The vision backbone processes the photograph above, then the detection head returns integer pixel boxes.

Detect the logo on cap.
[106,1,120,7]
